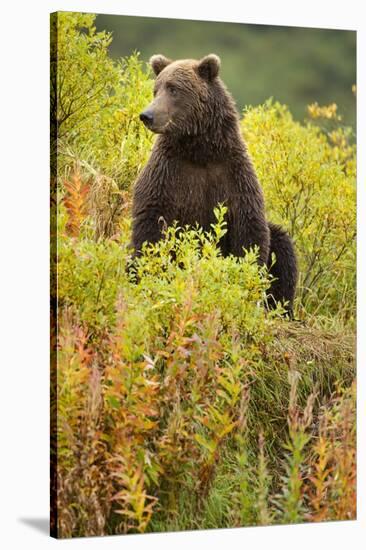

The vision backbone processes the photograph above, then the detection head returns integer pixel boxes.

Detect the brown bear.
[131,53,297,316]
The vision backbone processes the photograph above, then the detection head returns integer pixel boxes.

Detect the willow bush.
[52,12,154,187]
[242,100,356,321]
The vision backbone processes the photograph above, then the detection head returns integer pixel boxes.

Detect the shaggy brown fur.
[131,54,297,316]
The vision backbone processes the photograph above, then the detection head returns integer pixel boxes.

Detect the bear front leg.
[227,198,270,265]
[130,153,170,259]
[130,205,165,259]
[126,202,166,282]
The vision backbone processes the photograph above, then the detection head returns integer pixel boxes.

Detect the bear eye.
[167,84,178,96]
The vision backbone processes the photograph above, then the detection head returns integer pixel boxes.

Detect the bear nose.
[139,110,154,125]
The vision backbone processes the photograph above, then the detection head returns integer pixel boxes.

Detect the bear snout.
[139,110,154,127]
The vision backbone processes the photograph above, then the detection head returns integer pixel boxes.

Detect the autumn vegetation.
[50,12,356,538]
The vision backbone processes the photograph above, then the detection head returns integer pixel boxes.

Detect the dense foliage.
[243,100,356,319]
[51,13,356,538]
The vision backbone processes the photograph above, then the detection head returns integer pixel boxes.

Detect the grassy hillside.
[51,13,356,538]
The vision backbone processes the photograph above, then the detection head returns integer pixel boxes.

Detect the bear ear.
[150,54,172,76]
[197,54,221,81]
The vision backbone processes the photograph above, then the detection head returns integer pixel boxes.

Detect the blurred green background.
[96,14,356,128]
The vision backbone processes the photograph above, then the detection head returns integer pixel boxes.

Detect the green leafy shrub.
[56,203,355,536]
[52,12,154,187]
[242,100,356,321]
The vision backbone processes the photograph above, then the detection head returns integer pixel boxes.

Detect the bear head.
[139,54,223,136]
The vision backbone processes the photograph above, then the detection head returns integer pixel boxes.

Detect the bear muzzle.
[139,100,173,134]
[139,110,154,127]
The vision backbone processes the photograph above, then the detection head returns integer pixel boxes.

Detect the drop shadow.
[18,517,49,536]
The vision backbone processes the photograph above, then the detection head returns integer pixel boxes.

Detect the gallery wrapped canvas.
[50,11,356,539]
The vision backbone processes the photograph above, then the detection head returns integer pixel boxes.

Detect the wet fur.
[131,55,298,316]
